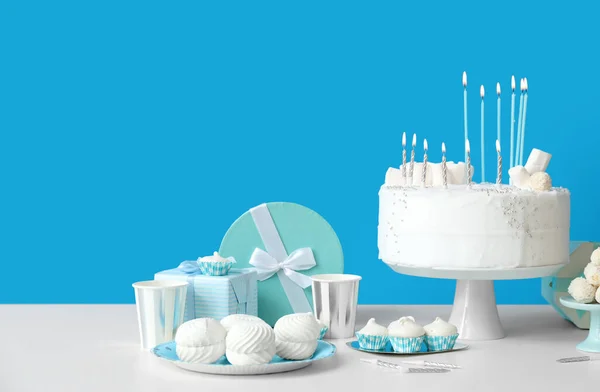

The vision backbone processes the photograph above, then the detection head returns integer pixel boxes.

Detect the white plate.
[152,340,336,375]
[346,340,469,355]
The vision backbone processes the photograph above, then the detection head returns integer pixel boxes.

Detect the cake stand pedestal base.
[560,296,600,353]
[384,262,566,341]
[449,280,504,340]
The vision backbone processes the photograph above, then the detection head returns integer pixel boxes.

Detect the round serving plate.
[383,261,567,280]
[346,340,468,355]
[152,340,336,375]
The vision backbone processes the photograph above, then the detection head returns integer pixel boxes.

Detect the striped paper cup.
[389,335,425,353]
[198,261,235,276]
[424,334,459,351]
[355,333,388,350]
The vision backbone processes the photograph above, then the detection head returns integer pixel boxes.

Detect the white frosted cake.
[379,183,570,269]
[378,144,570,269]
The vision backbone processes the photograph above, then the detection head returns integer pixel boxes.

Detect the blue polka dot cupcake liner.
[389,336,425,353]
[355,333,388,350]
[319,325,328,340]
[198,261,235,276]
[424,334,459,351]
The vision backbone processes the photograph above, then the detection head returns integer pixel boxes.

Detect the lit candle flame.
[402,132,406,147]
[466,139,470,153]
[496,82,501,96]
[520,78,525,91]
[412,133,417,147]
[511,75,515,91]
[480,85,485,98]
[524,77,528,91]
[463,71,467,87]
[424,139,428,151]
[442,142,446,154]
[496,139,501,153]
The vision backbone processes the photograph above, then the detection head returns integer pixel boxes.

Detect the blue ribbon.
[177,260,201,320]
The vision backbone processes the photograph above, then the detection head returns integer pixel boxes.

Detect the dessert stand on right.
[385,262,567,341]
[560,296,600,353]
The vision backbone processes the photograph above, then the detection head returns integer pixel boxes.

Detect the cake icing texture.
[378,183,570,269]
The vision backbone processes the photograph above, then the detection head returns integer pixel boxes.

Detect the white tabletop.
[1,304,598,391]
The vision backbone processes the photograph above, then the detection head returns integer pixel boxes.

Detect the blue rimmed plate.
[152,340,336,375]
[346,340,468,355]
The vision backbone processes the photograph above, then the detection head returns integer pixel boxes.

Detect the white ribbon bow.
[249,247,316,289]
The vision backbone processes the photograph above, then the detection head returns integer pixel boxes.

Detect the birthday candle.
[515,78,524,166]
[463,72,468,165]
[442,142,448,188]
[496,139,502,184]
[496,82,501,144]
[409,133,416,179]
[480,85,485,182]
[402,132,407,179]
[510,76,516,169]
[466,139,472,186]
[519,78,529,165]
[421,139,428,187]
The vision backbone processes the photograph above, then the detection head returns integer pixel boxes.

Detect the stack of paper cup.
[132,280,188,350]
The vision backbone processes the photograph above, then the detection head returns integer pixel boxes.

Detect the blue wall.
[1,1,599,304]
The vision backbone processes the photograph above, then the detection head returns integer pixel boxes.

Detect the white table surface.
[1,304,598,391]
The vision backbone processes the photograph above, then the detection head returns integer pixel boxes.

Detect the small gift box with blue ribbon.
[542,241,600,329]
[219,202,344,326]
[154,256,258,322]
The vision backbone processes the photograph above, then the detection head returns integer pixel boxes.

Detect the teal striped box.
[154,268,258,322]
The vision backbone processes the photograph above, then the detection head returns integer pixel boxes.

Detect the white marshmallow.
[524,148,552,174]
[385,167,406,186]
[226,322,276,365]
[274,313,321,360]
[508,166,531,189]
[447,162,472,185]
[175,318,227,364]
[529,172,552,191]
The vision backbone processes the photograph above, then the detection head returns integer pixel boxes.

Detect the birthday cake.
[378,74,570,270]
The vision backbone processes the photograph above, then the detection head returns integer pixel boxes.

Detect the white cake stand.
[384,262,567,341]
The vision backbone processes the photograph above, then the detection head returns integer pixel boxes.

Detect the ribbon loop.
[249,247,316,289]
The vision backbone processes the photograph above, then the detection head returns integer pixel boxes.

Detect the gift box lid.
[219,202,344,326]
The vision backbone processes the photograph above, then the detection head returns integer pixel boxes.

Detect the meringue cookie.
[175,318,226,364]
[226,322,276,365]
[274,313,321,360]
[529,172,552,192]
[591,249,600,266]
[584,263,600,286]
[198,251,234,263]
[388,316,425,338]
[423,317,458,337]
[568,277,597,304]
[220,314,266,332]
[358,318,388,336]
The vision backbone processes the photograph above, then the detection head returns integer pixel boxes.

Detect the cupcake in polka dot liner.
[568,248,600,304]
[423,317,459,352]
[355,318,388,350]
[196,251,236,276]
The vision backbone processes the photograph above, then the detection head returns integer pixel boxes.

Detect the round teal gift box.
[219,202,344,326]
